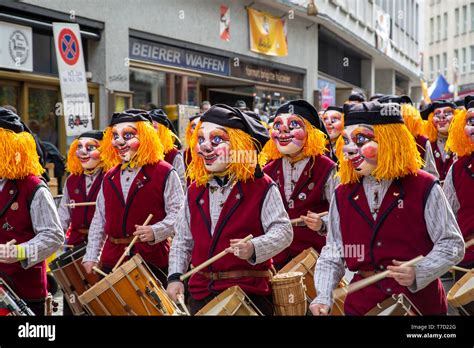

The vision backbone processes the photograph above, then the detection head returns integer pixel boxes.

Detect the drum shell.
[271,272,307,316]
[365,293,421,316]
[196,286,260,316]
[447,270,474,315]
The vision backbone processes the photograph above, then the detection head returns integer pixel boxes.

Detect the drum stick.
[290,211,328,226]
[451,265,472,273]
[333,255,424,299]
[92,266,108,277]
[180,234,253,281]
[112,214,154,272]
[65,202,97,208]
[6,239,16,246]
[177,294,191,316]
[465,239,474,249]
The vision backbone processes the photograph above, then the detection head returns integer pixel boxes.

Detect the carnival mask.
[76,137,101,170]
[322,110,343,141]
[342,124,378,176]
[465,109,474,144]
[433,107,454,135]
[111,122,140,162]
[271,113,307,156]
[197,122,231,173]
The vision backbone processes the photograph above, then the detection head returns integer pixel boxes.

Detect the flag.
[248,7,288,57]
[428,74,450,100]
[220,5,230,41]
[420,79,431,104]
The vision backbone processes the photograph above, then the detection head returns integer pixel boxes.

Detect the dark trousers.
[189,291,273,316]
[25,299,45,316]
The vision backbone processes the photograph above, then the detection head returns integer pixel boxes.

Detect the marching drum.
[49,242,99,315]
[271,271,307,316]
[447,270,474,316]
[196,286,262,316]
[78,254,181,316]
[0,278,34,316]
[366,293,421,316]
[278,248,348,315]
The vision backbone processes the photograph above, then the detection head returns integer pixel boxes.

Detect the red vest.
[164,148,179,166]
[335,171,447,315]
[415,135,428,160]
[65,171,104,246]
[452,154,474,265]
[264,156,335,264]
[187,176,274,300]
[0,176,47,300]
[101,162,172,269]
[431,140,453,181]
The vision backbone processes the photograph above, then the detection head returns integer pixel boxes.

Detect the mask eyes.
[123,132,135,141]
[466,118,474,126]
[342,136,350,146]
[112,132,120,141]
[211,135,223,147]
[273,121,282,130]
[86,145,97,152]
[355,134,371,147]
[289,120,302,129]
[198,136,205,145]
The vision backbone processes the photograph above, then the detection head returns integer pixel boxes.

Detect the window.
[454,49,459,71]
[462,47,467,73]
[471,2,474,31]
[436,15,441,41]
[436,54,441,75]
[455,8,460,35]
[430,17,434,43]
[443,12,448,40]
[415,3,419,41]
[471,46,474,71]
[443,52,448,77]
[429,56,434,80]
[463,5,468,33]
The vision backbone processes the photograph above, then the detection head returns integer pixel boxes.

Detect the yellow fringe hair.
[100,121,164,169]
[401,104,423,137]
[336,123,423,184]
[185,121,195,147]
[157,124,180,154]
[260,118,327,163]
[186,121,261,186]
[446,109,474,157]
[0,128,44,179]
[423,112,438,142]
[66,138,107,175]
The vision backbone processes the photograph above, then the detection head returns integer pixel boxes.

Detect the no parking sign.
[53,23,92,136]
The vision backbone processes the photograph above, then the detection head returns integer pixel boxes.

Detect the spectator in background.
[235,100,249,111]
[200,100,211,113]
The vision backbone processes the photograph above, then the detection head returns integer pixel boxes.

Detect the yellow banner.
[248,7,288,57]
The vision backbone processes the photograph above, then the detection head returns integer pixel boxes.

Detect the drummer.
[58,130,106,246]
[82,110,184,286]
[148,109,186,191]
[166,104,292,315]
[261,100,338,268]
[321,106,344,163]
[444,95,474,279]
[310,101,464,316]
[0,107,64,316]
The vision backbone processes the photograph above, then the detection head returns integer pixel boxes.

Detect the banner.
[53,23,92,137]
[318,79,336,109]
[374,6,392,57]
[248,7,288,57]
[0,21,32,72]
[220,5,230,41]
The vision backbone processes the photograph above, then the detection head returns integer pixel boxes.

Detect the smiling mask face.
[342,124,378,176]
[76,137,101,170]
[196,122,231,173]
[433,106,454,136]
[271,113,307,156]
[111,122,140,162]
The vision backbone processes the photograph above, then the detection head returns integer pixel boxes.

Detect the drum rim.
[49,243,87,270]
[447,271,474,307]
[195,285,259,316]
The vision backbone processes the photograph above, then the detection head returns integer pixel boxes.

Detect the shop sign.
[0,21,33,72]
[231,61,304,89]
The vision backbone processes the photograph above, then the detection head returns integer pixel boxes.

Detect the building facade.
[422,0,474,98]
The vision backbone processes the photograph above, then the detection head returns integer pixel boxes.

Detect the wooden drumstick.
[180,234,253,281]
[6,239,16,246]
[112,214,154,272]
[451,265,472,273]
[291,211,328,226]
[92,266,108,277]
[66,202,97,208]
[333,255,424,299]
[465,239,474,249]
[177,294,191,316]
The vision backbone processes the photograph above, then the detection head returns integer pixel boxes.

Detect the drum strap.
[76,229,89,235]
[108,236,134,244]
[198,270,272,281]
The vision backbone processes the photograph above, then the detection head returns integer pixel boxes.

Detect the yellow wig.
[337,123,423,184]
[446,109,474,157]
[100,121,164,169]
[157,124,180,154]
[423,112,438,142]
[66,138,106,175]
[185,121,195,148]
[0,128,44,179]
[186,121,261,186]
[401,104,423,137]
[260,118,327,163]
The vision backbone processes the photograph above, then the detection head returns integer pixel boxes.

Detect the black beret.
[78,130,104,141]
[369,93,385,101]
[189,113,201,122]
[377,95,413,105]
[454,98,465,107]
[343,101,404,126]
[275,100,327,136]
[0,107,25,133]
[200,104,269,150]
[348,92,366,102]
[110,109,152,126]
[243,110,261,122]
[324,106,343,114]
[464,95,474,110]
[420,100,456,120]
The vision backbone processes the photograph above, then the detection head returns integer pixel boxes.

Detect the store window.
[27,86,60,148]
[0,82,20,111]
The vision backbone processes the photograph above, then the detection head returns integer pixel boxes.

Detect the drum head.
[447,271,474,308]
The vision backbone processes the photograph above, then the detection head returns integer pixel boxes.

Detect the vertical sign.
[220,5,230,41]
[53,23,92,136]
